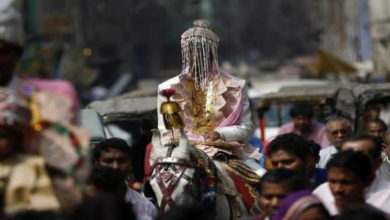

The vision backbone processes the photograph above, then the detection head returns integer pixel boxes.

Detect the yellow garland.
[223,160,260,200]
[29,93,42,131]
[183,75,218,135]
[245,182,259,201]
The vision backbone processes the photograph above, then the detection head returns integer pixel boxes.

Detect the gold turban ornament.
[160,89,184,135]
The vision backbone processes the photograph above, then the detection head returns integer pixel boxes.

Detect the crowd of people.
[250,104,390,220]
[1,3,390,219]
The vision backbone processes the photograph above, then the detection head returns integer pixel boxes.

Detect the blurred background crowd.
[8,0,390,102]
[1,0,390,220]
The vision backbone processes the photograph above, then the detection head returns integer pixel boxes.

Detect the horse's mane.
[188,146,213,170]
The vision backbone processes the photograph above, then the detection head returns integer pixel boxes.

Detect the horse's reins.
[151,143,195,212]
[151,142,218,213]
[153,157,193,212]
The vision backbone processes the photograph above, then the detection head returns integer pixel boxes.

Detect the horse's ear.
[151,129,163,148]
[179,129,189,148]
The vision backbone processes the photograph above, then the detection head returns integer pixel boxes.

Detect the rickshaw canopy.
[87,95,157,123]
[333,83,390,127]
[257,84,341,110]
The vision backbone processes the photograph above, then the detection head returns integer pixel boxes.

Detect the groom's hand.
[205,131,221,141]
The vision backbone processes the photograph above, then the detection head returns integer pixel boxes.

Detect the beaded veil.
[181,20,219,90]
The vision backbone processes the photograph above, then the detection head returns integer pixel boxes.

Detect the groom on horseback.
[150,20,265,218]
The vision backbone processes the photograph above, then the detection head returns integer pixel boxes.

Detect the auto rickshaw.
[255,83,341,145]
[332,83,390,132]
[79,90,157,183]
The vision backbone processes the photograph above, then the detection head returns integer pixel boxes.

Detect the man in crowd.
[0,1,23,87]
[341,135,383,170]
[278,103,329,148]
[0,4,89,214]
[78,165,136,220]
[88,165,127,196]
[245,169,310,220]
[337,204,389,220]
[0,35,23,87]
[267,133,327,188]
[378,131,390,181]
[317,151,376,215]
[307,141,328,187]
[93,138,157,220]
[363,118,387,139]
[318,117,352,168]
[93,138,132,177]
[314,135,390,215]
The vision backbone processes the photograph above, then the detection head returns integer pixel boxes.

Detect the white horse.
[148,129,248,220]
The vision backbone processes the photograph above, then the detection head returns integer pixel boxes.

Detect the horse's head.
[150,129,191,164]
[148,129,216,213]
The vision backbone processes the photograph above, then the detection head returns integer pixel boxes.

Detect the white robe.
[157,75,254,143]
[313,175,390,215]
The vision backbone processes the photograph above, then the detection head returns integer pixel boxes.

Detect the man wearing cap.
[0,2,89,215]
[0,0,24,87]
[0,1,79,115]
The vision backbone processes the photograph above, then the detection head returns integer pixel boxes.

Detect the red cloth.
[228,172,255,210]
[278,122,329,148]
[143,142,153,182]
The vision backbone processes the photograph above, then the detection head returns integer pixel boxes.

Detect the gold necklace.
[186,75,218,135]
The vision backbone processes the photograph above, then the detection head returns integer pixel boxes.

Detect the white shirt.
[318,145,338,168]
[125,188,157,220]
[313,176,390,215]
[378,157,390,182]
[157,75,254,143]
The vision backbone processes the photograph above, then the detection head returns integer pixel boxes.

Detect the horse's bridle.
[151,157,194,212]
[150,142,218,213]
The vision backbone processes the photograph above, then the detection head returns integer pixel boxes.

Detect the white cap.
[0,0,24,46]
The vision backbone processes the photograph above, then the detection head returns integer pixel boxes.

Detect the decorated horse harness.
[150,143,218,213]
